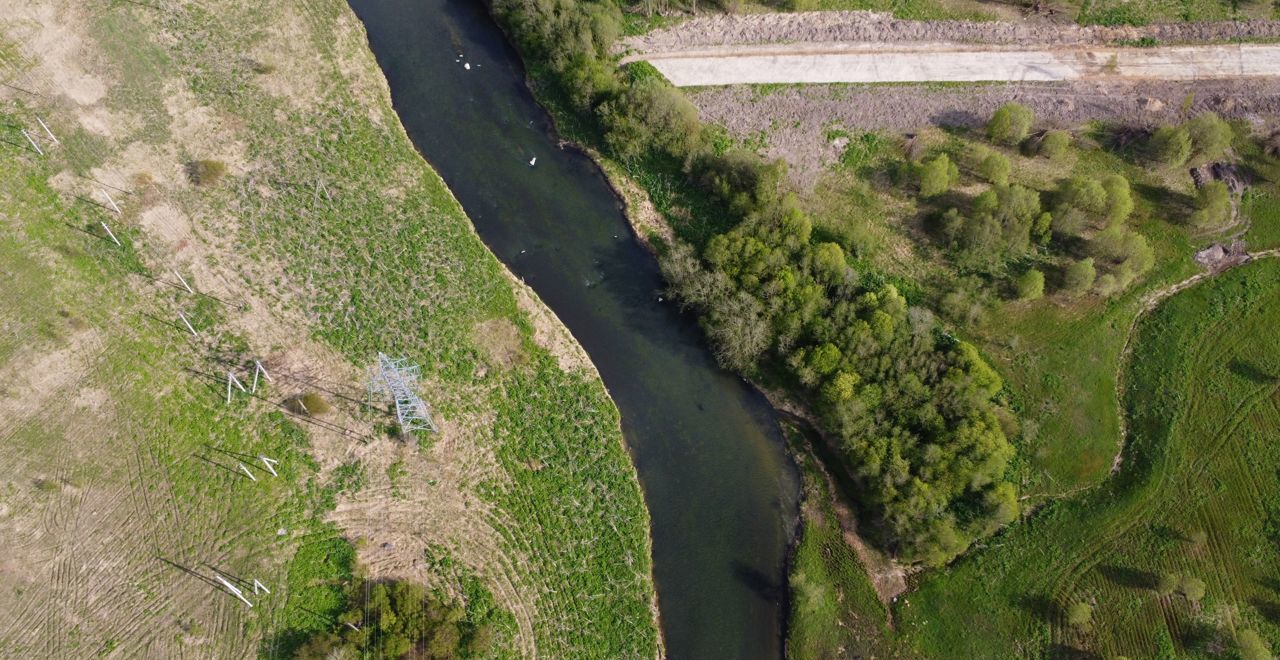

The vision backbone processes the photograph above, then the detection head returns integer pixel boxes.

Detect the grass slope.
[0,0,658,656]
[896,258,1280,658]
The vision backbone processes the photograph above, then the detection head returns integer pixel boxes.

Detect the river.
[346,0,800,657]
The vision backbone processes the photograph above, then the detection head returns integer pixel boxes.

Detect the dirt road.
[631,42,1280,86]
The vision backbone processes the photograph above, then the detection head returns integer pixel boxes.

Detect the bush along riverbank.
[489,0,1017,568]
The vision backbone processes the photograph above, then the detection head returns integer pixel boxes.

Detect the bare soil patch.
[622,11,1280,54]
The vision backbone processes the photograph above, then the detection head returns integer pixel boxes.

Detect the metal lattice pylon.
[367,353,437,434]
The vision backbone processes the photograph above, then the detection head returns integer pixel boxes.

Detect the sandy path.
[632,42,1280,86]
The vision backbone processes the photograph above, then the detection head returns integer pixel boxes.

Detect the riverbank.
[504,20,908,653]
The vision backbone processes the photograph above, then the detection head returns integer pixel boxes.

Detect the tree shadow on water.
[732,561,785,604]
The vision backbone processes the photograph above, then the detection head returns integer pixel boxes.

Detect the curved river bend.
[348,1,800,657]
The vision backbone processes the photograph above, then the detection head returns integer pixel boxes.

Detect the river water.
[348,1,799,656]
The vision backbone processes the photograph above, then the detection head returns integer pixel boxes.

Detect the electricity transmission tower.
[367,353,437,434]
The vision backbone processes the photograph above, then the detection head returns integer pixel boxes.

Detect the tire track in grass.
[1047,260,1280,648]
[1044,265,1254,640]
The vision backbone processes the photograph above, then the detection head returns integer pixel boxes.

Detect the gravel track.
[640,43,1280,86]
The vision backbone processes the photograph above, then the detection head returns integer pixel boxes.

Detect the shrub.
[1156,572,1178,595]
[1066,601,1093,627]
[1190,180,1232,228]
[186,159,228,186]
[978,152,1011,186]
[1149,125,1191,167]
[1186,111,1233,162]
[1038,130,1071,160]
[987,103,1034,147]
[1015,269,1045,300]
[1063,258,1096,296]
[919,153,958,197]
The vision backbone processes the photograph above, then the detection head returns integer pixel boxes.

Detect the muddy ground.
[691,79,1280,186]
[622,11,1280,54]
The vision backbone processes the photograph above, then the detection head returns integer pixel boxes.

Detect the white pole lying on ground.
[238,462,257,482]
[251,360,272,393]
[100,188,122,215]
[227,372,246,404]
[213,574,253,607]
[99,221,122,247]
[177,311,198,337]
[36,117,58,144]
[173,269,194,293]
[253,579,270,595]
[259,455,279,477]
[20,130,42,155]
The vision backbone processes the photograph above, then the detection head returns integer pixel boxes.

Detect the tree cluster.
[1148,112,1235,167]
[931,105,1154,298]
[663,195,1018,566]
[294,580,498,659]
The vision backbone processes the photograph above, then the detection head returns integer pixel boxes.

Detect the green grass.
[0,0,659,656]
[785,427,896,659]
[894,258,1280,658]
[1076,0,1270,24]
[1244,191,1280,250]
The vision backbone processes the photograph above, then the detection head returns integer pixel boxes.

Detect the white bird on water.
[464,62,471,70]
[529,156,537,167]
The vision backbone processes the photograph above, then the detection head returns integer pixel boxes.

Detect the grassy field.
[0,1,658,657]
[0,100,354,656]
[892,256,1280,658]
[1075,0,1276,25]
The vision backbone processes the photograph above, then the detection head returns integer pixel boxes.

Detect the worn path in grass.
[629,42,1280,86]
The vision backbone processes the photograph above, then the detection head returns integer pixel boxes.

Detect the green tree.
[919,153,958,197]
[1063,258,1096,296]
[1038,130,1071,160]
[987,103,1034,147]
[811,242,847,285]
[1150,124,1192,167]
[1186,111,1233,162]
[704,291,771,372]
[1190,180,1232,228]
[1101,174,1134,225]
[1066,601,1093,627]
[978,151,1011,186]
[600,78,702,162]
[1015,269,1045,300]
[1179,575,1206,601]
[1155,573,1178,595]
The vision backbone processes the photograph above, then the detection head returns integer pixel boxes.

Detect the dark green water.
[347,1,799,656]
